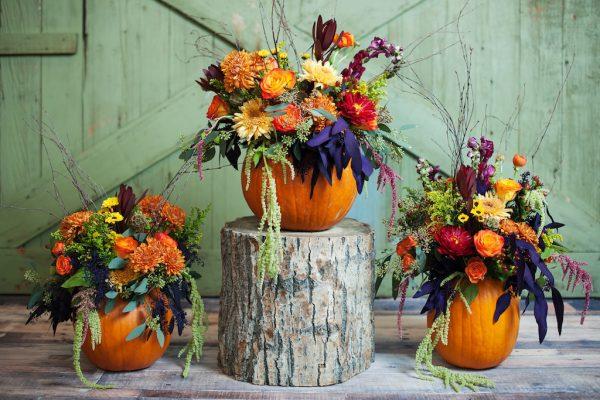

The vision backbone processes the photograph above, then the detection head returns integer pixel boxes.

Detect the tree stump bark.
[218,217,375,386]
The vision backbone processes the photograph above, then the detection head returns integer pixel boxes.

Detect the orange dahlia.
[161,244,185,276]
[128,237,164,274]
[273,104,302,133]
[301,93,338,131]
[161,203,186,229]
[220,50,258,92]
[59,211,93,242]
[337,92,378,131]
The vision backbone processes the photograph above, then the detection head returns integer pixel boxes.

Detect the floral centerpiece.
[25,185,208,389]
[376,137,593,391]
[181,15,410,278]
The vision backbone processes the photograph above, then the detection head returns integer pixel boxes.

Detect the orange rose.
[335,32,355,48]
[154,232,178,248]
[495,178,522,202]
[512,153,527,168]
[396,236,417,256]
[465,257,487,283]
[51,242,65,257]
[260,68,296,99]
[114,236,139,259]
[206,95,229,119]
[55,255,73,276]
[402,254,415,272]
[273,104,302,133]
[474,230,505,258]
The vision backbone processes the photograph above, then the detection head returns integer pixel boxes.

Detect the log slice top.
[222,216,373,238]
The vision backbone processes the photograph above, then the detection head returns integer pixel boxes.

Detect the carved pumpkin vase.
[427,278,520,369]
[242,159,358,232]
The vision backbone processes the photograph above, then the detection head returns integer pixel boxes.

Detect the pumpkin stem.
[414,305,495,392]
[73,312,113,389]
[179,273,207,378]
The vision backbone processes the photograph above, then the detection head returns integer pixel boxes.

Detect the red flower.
[154,232,178,248]
[396,236,417,256]
[273,104,302,133]
[55,255,73,276]
[337,92,378,131]
[51,242,65,257]
[434,226,474,258]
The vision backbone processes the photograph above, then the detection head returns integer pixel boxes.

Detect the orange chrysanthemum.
[220,50,258,92]
[161,203,186,229]
[161,244,185,276]
[138,194,165,216]
[59,211,93,242]
[301,93,338,131]
[128,237,164,274]
[500,219,540,250]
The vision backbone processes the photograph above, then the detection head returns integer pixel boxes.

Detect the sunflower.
[301,93,338,131]
[220,50,258,92]
[471,192,511,222]
[299,59,342,88]
[128,238,163,274]
[59,211,93,243]
[161,244,185,276]
[233,99,273,141]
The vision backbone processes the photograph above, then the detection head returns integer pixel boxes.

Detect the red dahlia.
[337,92,378,131]
[434,225,474,259]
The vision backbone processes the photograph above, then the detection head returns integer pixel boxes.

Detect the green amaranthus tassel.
[178,272,206,377]
[415,306,495,392]
[73,312,112,389]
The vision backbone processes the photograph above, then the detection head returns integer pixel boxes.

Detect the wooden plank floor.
[0,296,598,399]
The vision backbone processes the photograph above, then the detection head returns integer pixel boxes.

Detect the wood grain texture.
[218,217,375,386]
[0,33,77,55]
[2,296,599,399]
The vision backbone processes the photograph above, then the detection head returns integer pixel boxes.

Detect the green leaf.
[179,147,195,161]
[252,152,262,167]
[61,269,90,289]
[134,278,148,294]
[123,299,138,313]
[311,108,337,122]
[400,124,417,130]
[202,145,216,162]
[292,143,302,161]
[265,103,289,112]
[121,229,132,237]
[108,257,125,270]
[462,283,479,305]
[392,274,401,300]
[134,233,147,242]
[374,274,385,296]
[203,129,220,145]
[156,328,165,348]
[104,298,116,314]
[125,323,147,341]
[27,289,42,309]
[105,291,118,299]
[540,248,555,259]
[378,123,391,133]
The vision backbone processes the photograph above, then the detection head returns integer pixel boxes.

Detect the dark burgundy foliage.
[455,165,476,200]
[306,118,373,196]
[312,15,337,62]
[26,282,73,333]
[196,64,224,92]
[116,184,144,231]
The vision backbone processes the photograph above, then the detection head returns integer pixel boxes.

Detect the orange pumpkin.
[241,158,358,231]
[427,278,520,369]
[82,295,172,371]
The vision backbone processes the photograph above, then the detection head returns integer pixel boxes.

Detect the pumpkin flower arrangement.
[25,185,208,389]
[376,136,593,391]
[181,15,410,278]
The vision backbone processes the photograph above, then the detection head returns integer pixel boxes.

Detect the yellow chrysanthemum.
[458,213,469,223]
[101,197,119,209]
[301,52,311,59]
[472,192,511,222]
[299,59,342,88]
[278,51,288,59]
[257,49,270,57]
[233,99,273,141]
[105,212,124,224]
[220,50,258,92]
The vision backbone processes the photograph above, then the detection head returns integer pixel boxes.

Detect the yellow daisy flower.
[232,99,273,141]
[257,49,270,57]
[458,213,469,223]
[105,212,124,224]
[101,197,119,209]
[278,51,288,59]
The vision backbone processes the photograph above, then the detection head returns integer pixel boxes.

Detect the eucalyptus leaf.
[311,108,337,122]
[540,248,556,259]
[108,257,125,270]
[179,147,194,161]
[203,130,220,145]
[203,146,216,162]
[125,323,147,341]
[61,269,90,289]
[378,123,391,133]
[134,278,148,294]
[265,103,289,112]
[462,283,479,305]
[123,299,138,313]
[134,233,147,243]
[121,229,132,237]
[105,290,118,299]
[156,328,165,348]
[27,289,42,309]
[104,298,116,314]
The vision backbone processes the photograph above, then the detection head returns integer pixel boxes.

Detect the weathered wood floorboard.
[0,297,598,399]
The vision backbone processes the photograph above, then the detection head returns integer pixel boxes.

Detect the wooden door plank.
[0,33,77,55]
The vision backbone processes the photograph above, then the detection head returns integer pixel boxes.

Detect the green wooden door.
[1,0,598,297]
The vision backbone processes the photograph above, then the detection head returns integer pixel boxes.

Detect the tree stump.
[218,217,375,386]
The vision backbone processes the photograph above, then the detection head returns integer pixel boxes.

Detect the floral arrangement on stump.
[376,137,593,391]
[25,185,208,389]
[181,14,410,278]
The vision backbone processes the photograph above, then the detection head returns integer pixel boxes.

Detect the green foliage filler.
[178,271,206,378]
[73,312,112,390]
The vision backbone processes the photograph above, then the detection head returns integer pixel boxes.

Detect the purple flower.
[428,165,442,181]
[342,37,403,81]
[552,254,593,324]
[467,136,478,150]
[479,137,494,163]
